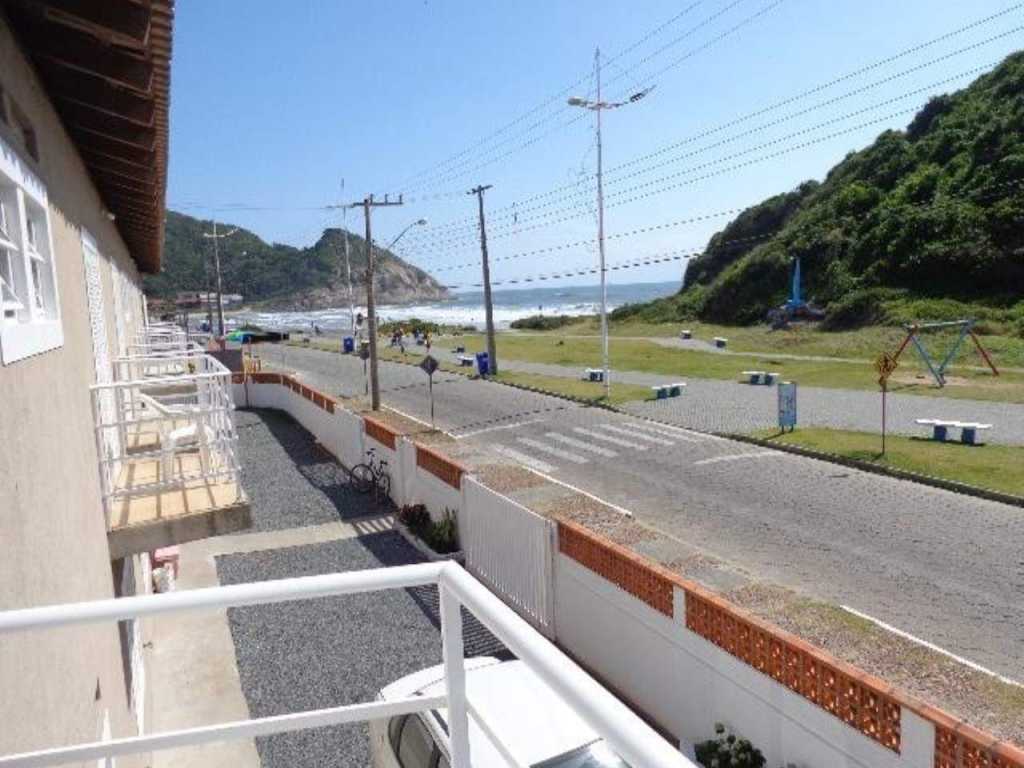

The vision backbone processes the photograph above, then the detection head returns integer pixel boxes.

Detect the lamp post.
[387,218,428,251]
[202,221,239,337]
[567,48,652,397]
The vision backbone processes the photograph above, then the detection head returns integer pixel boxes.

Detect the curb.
[724,432,1024,508]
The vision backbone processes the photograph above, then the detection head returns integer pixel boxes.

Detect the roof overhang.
[5,0,173,274]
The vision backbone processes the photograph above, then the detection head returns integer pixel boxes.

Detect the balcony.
[92,346,250,559]
[0,561,695,767]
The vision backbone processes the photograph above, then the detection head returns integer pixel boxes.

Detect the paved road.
[431,348,1024,444]
[258,343,1024,680]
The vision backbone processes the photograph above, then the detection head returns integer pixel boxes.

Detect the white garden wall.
[554,554,934,768]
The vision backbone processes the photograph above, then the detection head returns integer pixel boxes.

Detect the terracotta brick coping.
[556,519,1024,767]
[415,443,467,490]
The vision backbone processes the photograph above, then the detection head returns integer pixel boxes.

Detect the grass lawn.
[493,371,653,406]
[755,427,1024,497]
[459,333,1024,403]
[512,316,1024,369]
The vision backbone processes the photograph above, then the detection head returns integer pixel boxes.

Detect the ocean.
[231,280,680,332]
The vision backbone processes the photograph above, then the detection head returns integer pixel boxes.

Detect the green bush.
[510,314,579,330]
[821,288,900,330]
[398,505,459,555]
[695,724,766,768]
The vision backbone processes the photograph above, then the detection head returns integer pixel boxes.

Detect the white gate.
[461,477,556,637]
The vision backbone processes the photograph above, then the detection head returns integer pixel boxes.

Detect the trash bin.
[343,336,355,354]
[475,352,490,377]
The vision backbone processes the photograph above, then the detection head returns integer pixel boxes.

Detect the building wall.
[0,15,149,762]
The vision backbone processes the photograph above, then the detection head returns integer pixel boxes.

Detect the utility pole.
[202,220,238,337]
[567,49,652,398]
[469,184,497,376]
[349,194,404,411]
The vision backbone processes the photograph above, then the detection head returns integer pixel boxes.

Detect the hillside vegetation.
[146,210,450,308]
[615,52,1024,333]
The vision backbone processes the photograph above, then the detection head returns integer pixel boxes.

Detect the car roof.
[381,658,600,767]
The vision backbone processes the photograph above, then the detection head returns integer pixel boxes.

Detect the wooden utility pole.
[350,194,403,410]
[470,184,497,376]
[202,220,238,337]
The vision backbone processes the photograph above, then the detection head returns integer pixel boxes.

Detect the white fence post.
[440,583,471,768]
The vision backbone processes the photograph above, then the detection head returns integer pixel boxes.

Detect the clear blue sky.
[167,1,1023,291]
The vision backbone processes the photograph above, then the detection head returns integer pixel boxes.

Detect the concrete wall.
[554,554,928,767]
[0,15,148,762]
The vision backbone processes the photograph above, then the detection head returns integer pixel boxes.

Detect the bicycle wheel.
[376,472,392,502]
[349,463,374,494]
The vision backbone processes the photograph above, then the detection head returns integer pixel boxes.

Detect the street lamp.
[568,49,652,397]
[387,218,428,250]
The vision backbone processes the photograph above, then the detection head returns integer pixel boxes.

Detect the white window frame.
[0,131,63,364]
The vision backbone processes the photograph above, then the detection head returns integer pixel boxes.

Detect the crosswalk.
[489,418,779,473]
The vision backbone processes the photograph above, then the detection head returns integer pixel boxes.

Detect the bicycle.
[349,447,391,503]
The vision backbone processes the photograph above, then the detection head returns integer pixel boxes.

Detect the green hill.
[615,51,1024,332]
[145,210,450,308]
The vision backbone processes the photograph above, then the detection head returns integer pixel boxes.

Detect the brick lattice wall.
[935,722,1024,768]
[684,590,901,752]
[557,520,673,616]
[415,444,464,489]
[364,417,397,450]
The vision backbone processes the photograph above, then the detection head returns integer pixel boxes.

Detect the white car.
[369,657,632,768]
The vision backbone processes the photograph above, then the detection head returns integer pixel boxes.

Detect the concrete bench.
[714,337,727,348]
[583,368,605,382]
[680,329,692,340]
[458,355,474,367]
[741,370,780,385]
[452,345,466,354]
[916,418,992,445]
[651,382,686,399]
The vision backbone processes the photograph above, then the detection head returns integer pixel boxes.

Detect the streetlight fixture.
[387,218,428,250]
[567,48,653,397]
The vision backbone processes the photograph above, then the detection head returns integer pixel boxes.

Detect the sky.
[167,1,1023,292]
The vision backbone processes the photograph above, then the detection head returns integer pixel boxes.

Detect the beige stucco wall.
[0,15,149,763]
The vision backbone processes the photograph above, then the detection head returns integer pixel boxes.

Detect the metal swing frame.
[892,319,999,387]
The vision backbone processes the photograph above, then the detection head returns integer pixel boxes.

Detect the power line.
[401,11,1023,242]
[391,1,707,190]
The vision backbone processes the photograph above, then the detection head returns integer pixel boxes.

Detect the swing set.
[891,319,999,388]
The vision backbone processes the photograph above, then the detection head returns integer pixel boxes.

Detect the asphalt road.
[257,342,1024,680]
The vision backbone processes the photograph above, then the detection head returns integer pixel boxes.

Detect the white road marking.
[625,421,703,442]
[597,423,675,446]
[492,445,557,474]
[519,466,634,518]
[693,450,781,466]
[631,419,727,442]
[382,404,458,440]
[840,605,1023,688]
[546,432,619,458]
[572,426,647,451]
[458,418,545,438]
[517,437,589,464]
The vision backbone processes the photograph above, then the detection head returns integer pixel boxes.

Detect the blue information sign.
[778,382,797,431]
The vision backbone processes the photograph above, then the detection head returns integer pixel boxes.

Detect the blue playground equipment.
[769,256,825,326]
[892,320,999,388]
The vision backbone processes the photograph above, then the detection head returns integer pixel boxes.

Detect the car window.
[398,715,436,768]
[389,715,407,752]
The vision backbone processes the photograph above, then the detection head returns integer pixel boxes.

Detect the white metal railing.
[90,352,241,521]
[0,562,694,768]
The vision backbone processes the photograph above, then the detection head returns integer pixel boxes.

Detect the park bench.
[583,368,605,382]
[458,355,474,367]
[714,337,728,348]
[452,345,466,354]
[915,418,992,445]
[651,382,686,399]
[740,370,780,385]
[680,329,692,340]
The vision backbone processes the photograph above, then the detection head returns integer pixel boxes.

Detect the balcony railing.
[0,561,694,768]
[91,351,249,557]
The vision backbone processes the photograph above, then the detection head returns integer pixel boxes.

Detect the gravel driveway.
[236,408,393,530]
[218,533,504,768]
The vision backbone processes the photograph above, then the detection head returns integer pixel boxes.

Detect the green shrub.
[510,314,579,331]
[398,505,459,555]
[821,288,900,330]
[695,724,765,768]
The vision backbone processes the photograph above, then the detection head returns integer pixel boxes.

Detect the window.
[0,131,63,363]
[397,716,437,768]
